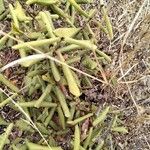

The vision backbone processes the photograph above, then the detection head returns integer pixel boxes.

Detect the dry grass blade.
[143,135,150,149]
[119,60,140,114]
[118,63,139,81]
[1,0,148,148]
[0,31,106,84]
[0,88,53,150]
[121,0,148,48]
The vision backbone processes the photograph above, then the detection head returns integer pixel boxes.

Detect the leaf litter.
[0,0,149,149]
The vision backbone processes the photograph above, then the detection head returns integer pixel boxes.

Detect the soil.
[0,0,150,150]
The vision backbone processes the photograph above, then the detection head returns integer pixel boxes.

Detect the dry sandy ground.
[0,0,150,149]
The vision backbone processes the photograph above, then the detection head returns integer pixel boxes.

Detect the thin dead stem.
[122,0,148,48]
[116,0,149,115]
[0,30,106,84]
[119,59,140,114]
[143,134,150,149]
[0,88,53,150]
[118,63,138,81]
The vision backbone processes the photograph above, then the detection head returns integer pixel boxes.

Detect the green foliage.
[0,0,127,149]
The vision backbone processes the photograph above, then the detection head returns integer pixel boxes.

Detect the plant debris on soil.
[0,0,150,150]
